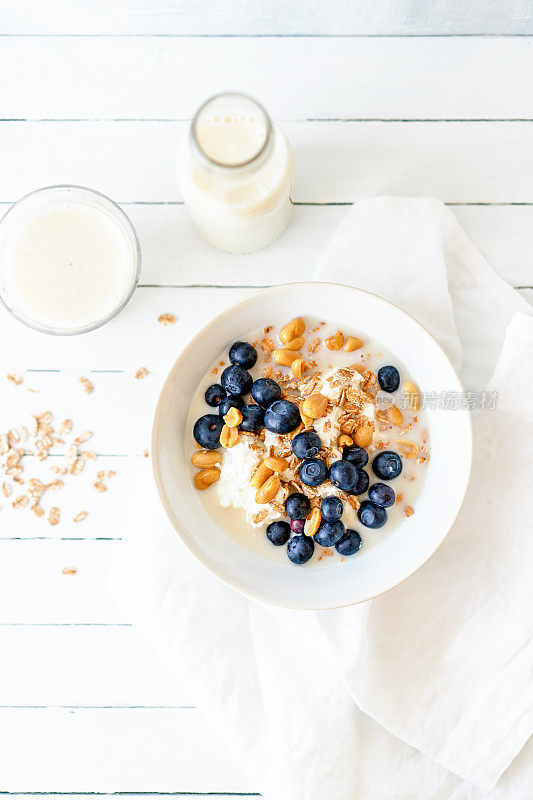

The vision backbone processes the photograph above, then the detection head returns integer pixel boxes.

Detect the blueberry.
[239,404,264,433]
[229,341,257,370]
[314,520,345,548]
[218,394,244,418]
[321,496,344,523]
[266,520,290,546]
[329,460,358,492]
[299,458,328,487]
[193,414,224,450]
[335,529,362,556]
[290,519,305,534]
[221,364,253,396]
[287,535,314,565]
[292,431,322,460]
[358,500,387,529]
[343,445,369,469]
[350,469,370,496]
[372,451,403,480]
[368,482,396,508]
[204,383,226,407]
[264,400,300,434]
[285,493,311,520]
[377,365,400,393]
[251,378,282,408]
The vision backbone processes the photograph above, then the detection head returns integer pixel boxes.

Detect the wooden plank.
[0,540,127,623]
[0,370,156,455]
[2,37,532,120]
[0,454,148,538]
[0,625,192,706]
[2,0,531,34]
[0,202,529,300]
[0,121,531,204]
[0,286,254,370]
[4,796,259,800]
[116,203,533,288]
[2,278,531,377]
[0,707,253,792]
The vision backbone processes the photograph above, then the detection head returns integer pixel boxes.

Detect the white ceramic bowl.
[152,282,472,609]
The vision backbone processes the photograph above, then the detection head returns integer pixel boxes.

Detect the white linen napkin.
[116,197,533,799]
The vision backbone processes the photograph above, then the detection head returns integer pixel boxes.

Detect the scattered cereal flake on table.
[158,313,176,326]
[6,373,22,386]
[58,419,73,436]
[135,367,148,379]
[1,483,12,498]
[79,377,94,394]
[62,566,77,575]
[32,502,44,517]
[27,478,45,498]
[74,430,93,446]
[70,458,85,476]
[48,507,60,526]
[143,448,149,458]
[93,480,107,493]
[45,479,64,491]
[12,495,28,509]
[97,469,114,479]
[73,511,88,523]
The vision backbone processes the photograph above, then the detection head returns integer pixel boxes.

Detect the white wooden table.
[0,3,532,796]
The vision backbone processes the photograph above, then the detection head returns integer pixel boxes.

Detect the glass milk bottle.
[177,93,294,253]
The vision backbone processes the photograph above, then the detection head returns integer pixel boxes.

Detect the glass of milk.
[0,185,141,335]
[177,93,294,253]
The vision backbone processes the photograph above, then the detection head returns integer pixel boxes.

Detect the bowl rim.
[151,281,473,609]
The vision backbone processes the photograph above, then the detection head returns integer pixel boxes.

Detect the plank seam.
[1,202,532,207]
[1,118,532,123]
[0,794,261,797]
[0,32,531,38]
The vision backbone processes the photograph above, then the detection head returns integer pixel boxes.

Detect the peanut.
[354,425,373,448]
[291,358,306,380]
[190,450,222,468]
[403,381,421,412]
[280,317,305,344]
[263,456,289,473]
[325,330,344,351]
[396,439,419,459]
[255,475,281,504]
[250,462,274,489]
[338,434,354,447]
[223,407,243,428]
[282,336,305,351]
[194,468,220,490]
[301,393,328,419]
[344,336,364,352]
[304,507,321,538]
[386,405,404,427]
[273,349,299,367]
[220,424,239,448]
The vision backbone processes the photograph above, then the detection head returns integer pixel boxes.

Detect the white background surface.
[0,1,532,796]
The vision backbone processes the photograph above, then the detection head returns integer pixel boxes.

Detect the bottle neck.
[190,93,274,176]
